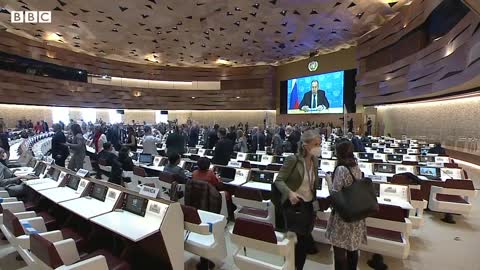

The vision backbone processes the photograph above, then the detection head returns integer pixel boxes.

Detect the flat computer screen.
[419,156,435,162]
[49,169,61,181]
[205,149,214,156]
[131,152,139,161]
[123,194,148,216]
[247,154,261,162]
[250,171,275,183]
[387,154,403,162]
[420,149,430,155]
[273,156,285,164]
[33,162,47,177]
[215,166,236,180]
[375,164,395,173]
[139,153,153,164]
[420,167,438,177]
[66,176,81,190]
[188,148,198,154]
[91,184,108,201]
[184,161,196,172]
[359,153,374,160]
[399,143,409,148]
[377,148,385,153]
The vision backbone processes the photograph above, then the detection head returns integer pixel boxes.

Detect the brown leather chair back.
[30,233,64,269]
[232,218,277,244]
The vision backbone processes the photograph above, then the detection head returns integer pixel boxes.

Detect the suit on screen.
[299,90,330,109]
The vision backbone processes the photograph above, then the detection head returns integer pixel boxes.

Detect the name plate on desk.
[368,175,387,183]
[234,168,250,183]
[256,150,266,155]
[153,157,162,167]
[383,148,394,154]
[373,153,386,161]
[236,153,247,161]
[195,145,203,149]
[140,185,160,198]
[146,201,168,219]
[77,179,89,194]
[261,155,273,164]
[321,151,332,159]
[366,148,375,153]
[76,169,89,177]
[282,153,294,157]
[197,149,206,156]
[380,184,408,201]
[228,160,242,168]
[407,149,419,154]
[427,162,443,167]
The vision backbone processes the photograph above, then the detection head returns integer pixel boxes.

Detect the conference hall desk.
[287,108,344,114]
[25,163,185,270]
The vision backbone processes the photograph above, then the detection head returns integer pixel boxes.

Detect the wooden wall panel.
[0,69,274,110]
[356,0,480,105]
[0,31,273,82]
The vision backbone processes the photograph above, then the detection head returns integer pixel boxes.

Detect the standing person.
[0,124,10,159]
[65,123,86,171]
[123,126,137,152]
[326,141,367,270]
[265,128,273,147]
[212,128,234,166]
[188,124,200,147]
[165,126,186,155]
[347,117,353,133]
[272,127,284,156]
[118,146,134,172]
[366,117,372,136]
[34,121,42,133]
[274,130,321,270]
[251,127,266,153]
[106,124,121,151]
[234,130,248,153]
[226,126,237,142]
[206,124,219,149]
[51,123,69,167]
[142,126,160,156]
[91,125,107,154]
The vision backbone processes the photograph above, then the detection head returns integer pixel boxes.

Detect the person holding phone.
[274,129,321,270]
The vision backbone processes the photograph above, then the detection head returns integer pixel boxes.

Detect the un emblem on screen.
[11,11,51,23]
[308,61,318,72]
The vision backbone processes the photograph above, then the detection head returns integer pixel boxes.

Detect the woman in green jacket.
[274,129,321,270]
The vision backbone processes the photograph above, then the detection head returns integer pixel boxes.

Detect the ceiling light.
[133,91,142,97]
[434,37,442,41]
[145,53,159,62]
[216,58,231,65]
[236,96,240,99]
[191,96,196,99]
[46,51,56,59]
[44,32,62,42]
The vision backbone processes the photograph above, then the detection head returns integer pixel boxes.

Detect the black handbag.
[283,199,314,236]
[330,166,379,222]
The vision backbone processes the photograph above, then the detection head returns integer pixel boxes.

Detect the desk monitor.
[395,148,408,154]
[204,149,214,156]
[183,161,196,172]
[247,154,261,162]
[66,176,81,190]
[373,183,380,197]
[419,156,435,163]
[158,157,168,166]
[399,143,409,148]
[188,148,199,154]
[358,153,374,160]
[90,184,108,202]
[139,153,153,164]
[377,148,385,153]
[131,152,139,161]
[273,156,286,164]
[214,166,236,180]
[364,142,372,147]
[33,162,47,177]
[419,167,439,177]
[250,170,275,183]
[383,148,394,154]
[420,149,429,155]
[47,168,61,181]
[27,158,37,168]
[387,154,403,162]
[123,194,148,217]
[374,164,396,174]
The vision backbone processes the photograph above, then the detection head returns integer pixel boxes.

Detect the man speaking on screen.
[299,80,330,112]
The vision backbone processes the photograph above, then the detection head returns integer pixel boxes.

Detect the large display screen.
[286,70,344,114]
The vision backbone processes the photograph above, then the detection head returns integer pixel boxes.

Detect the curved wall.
[0,31,275,110]
[355,0,480,105]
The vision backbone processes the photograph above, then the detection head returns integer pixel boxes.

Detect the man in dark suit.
[251,127,266,153]
[212,128,234,165]
[299,80,330,112]
[206,124,219,149]
[97,142,123,185]
[51,124,69,167]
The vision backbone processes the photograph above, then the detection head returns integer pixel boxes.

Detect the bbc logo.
[11,11,51,23]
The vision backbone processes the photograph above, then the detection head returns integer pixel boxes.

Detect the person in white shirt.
[142,126,160,156]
